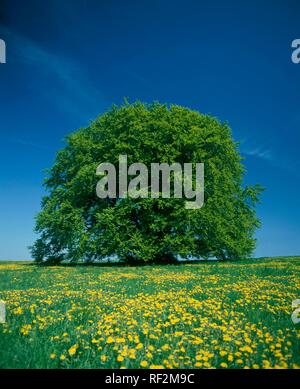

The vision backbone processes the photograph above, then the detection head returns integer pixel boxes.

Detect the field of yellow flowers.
[0,257,299,369]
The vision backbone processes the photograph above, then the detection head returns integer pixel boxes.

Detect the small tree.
[31,102,262,264]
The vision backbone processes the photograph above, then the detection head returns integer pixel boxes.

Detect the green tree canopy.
[31,102,262,264]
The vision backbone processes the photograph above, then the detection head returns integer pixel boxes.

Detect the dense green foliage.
[31,102,262,264]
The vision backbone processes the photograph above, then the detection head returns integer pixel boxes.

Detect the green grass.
[0,257,299,369]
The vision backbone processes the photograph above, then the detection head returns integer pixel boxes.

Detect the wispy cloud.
[238,137,273,162]
[240,138,299,178]
[1,136,53,152]
[124,69,154,91]
[3,27,106,119]
[243,147,272,161]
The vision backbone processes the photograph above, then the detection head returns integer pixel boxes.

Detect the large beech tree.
[31,102,262,264]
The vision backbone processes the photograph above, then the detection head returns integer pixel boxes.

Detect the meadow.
[0,257,299,369]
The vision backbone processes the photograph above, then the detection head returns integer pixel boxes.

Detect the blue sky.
[0,0,299,260]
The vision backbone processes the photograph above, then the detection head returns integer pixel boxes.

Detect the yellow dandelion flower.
[68,344,78,356]
[14,307,23,315]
